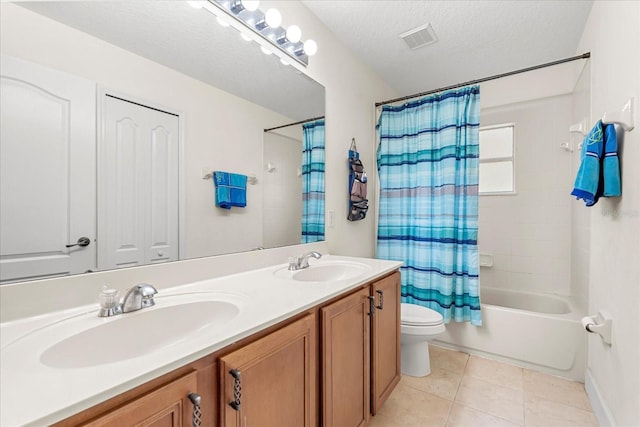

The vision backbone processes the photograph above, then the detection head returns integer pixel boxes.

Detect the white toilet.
[400,303,446,377]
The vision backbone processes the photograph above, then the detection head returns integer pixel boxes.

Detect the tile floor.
[370,345,598,427]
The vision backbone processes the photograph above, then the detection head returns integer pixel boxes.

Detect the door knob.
[66,237,91,248]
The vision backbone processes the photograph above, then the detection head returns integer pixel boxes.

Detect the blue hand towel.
[602,123,621,197]
[571,121,604,206]
[213,171,247,209]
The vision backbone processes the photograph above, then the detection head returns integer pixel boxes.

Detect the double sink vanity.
[1,251,402,426]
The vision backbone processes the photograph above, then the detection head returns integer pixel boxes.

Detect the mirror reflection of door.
[99,95,179,270]
[0,54,96,283]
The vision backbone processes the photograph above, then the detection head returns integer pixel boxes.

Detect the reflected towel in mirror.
[213,171,247,209]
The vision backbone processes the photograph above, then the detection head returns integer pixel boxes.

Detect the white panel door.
[100,96,179,270]
[0,54,96,283]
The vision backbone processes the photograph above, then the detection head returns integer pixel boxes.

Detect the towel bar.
[602,97,635,131]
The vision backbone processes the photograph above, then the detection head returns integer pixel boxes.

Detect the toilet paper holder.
[582,311,612,345]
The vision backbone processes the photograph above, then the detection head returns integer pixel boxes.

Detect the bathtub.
[435,287,587,381]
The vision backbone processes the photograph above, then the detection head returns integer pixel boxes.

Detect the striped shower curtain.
[376,86,482,325]
[301,119,325,243]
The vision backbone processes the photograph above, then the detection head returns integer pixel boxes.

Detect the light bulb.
[303,39,318,56]
[188,1,203,9]
[240,32,252,41]
[264,8,282,28]
[286,25,302,43]
[280,58,290,66]
[260,46,273,55]
[241,0,259,11]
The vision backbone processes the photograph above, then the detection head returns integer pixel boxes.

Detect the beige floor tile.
[430,345,470,374]
[376,382,452,427]
[401,367,463,401]
[524,395,598,427]
[368,411,400,427]
[523,369,592,411]
[447,403,523,427]
[465,355,524,391]
[455,375,524,425]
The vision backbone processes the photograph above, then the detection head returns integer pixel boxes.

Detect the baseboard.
[585,368,616,427]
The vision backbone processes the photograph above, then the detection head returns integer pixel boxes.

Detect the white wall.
[263,131,303,248]
[576,2,640,426]
[571,63,592,314]
[479,94,573,296]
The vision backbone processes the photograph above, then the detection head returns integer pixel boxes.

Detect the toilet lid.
[401,303,444,326]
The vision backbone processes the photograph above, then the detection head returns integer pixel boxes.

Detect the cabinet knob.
[229,369,242,411]
[188,392,202,427]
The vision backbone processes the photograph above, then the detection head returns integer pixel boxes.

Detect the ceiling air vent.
[399,23,438,50]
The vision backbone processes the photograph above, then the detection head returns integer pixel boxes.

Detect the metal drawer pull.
[229,369,242,411]
[367,295,376,316]
[376,290,384,310]
[188,392,202,427]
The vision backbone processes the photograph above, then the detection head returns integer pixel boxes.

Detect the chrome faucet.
[288,251,322,271]
[122,283,158,313]
[98,283,158,317]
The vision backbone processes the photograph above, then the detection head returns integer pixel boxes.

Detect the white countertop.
[0,255,401,426]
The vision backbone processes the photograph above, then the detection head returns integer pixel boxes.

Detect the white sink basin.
[3,292,243,370]
[274,260,370,282]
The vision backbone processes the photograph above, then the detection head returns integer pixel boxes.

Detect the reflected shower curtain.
[377,86,482,325]
[301,119,325,243]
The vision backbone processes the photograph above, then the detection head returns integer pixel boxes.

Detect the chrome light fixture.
[197,0,317,67]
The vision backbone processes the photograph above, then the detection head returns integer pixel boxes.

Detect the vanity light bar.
[204,0,314,67]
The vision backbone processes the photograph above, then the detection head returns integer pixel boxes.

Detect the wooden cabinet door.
[84,371,199,427]
[219,313,317,427]
[371,272,401,415]
[321,287,371,427]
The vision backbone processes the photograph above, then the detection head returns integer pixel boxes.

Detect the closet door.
[100,95,179,270]
[0,54,96,283]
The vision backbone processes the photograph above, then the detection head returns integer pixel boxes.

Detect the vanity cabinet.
[53,270,400,427]
[321,271,401,425]
[370,272,401,414]
[53,359,218,427]
[219,313,317,427]
[83,371,200,427]
[321,287,371,426]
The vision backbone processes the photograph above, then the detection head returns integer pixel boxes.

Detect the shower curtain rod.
[375,52,591,107]
[264,115,325,132]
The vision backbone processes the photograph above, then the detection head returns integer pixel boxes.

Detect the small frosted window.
[478,124,515,194]
[479,161,513,193]
[479,126,513,159]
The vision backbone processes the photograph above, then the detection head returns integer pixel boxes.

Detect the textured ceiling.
[18,1,325,122]
[302,0,593,99]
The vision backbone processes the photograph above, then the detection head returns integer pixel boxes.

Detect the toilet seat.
[401,303,444,326]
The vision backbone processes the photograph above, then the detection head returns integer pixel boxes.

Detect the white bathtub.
[435,287,587,381]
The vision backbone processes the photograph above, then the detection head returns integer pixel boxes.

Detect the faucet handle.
[98,287,122,317]
[288,256,301,271]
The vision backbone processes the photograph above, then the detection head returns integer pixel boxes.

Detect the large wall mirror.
[0,1,325,284]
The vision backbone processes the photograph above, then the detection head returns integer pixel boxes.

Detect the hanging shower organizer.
[347,138,369,221]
